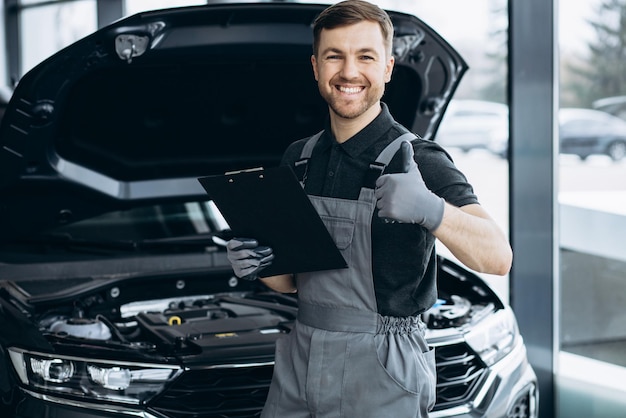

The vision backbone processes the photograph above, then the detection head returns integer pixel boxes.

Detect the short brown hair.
[312,0,394,57]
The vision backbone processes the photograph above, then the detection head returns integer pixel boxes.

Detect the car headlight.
[464,308,519,366]
[8,347,182,405]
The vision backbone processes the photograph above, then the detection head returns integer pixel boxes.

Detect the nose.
[340,57,360,80]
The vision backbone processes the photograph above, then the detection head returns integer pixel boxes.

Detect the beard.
[318,79,385,120]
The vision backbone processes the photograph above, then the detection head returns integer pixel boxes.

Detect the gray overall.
[262,133,436,418]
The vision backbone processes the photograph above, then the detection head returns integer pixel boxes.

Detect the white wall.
[0,0,7,87]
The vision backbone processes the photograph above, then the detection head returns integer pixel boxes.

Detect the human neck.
[330,103,381,143]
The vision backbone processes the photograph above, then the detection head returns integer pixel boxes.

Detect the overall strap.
[363,132,418,189]
[294,130,324,184]
[294,130,417,187]
[375,132,417,165]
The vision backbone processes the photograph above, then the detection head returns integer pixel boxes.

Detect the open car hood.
[0,1,466,241]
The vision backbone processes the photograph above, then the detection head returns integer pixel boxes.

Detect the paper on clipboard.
[197,166,347,277]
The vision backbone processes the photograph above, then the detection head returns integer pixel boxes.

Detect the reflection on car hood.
[0,1,466,241]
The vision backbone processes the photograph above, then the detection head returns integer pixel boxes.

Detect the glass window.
[558,0,626,416]
[20,0,96,76]
[124,0,205,16]
[411,0,510,302]
[0,1,6,87]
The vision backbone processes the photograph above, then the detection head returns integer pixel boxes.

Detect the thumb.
[400,141,416,173]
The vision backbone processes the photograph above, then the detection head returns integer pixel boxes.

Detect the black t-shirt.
[280,103,478,316]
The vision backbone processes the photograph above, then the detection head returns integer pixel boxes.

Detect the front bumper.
[431,338,538,418]
[14,341,538,418]
[15,390,162,418]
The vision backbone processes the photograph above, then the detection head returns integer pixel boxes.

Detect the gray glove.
[226,238,274,281]
[374,141,445,231]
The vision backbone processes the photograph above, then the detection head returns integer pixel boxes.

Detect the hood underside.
[0,2,466,241]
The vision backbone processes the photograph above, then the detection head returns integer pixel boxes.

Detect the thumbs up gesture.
[374,141,445,231]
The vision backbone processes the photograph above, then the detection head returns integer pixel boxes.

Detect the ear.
[311,55,319,81]
[384,55,394,83]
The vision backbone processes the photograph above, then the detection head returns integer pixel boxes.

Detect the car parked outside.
[0,2,537,418]
[560,108,626,162]
[592,95,626,121]
[435,99,509,156]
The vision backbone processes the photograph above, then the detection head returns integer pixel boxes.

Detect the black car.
[0,2,538,417]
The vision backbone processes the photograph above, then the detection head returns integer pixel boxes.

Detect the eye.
[360,55,375,61]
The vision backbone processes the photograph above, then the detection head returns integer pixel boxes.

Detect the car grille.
[432,341,488,411]
[150,342,486,417]
[150,364,273,418]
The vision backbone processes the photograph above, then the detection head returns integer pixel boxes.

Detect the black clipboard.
[198,166,347,277]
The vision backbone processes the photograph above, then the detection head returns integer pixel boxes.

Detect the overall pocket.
[373,321,436,396]
[319,216,354,249]
[320,216,355,264]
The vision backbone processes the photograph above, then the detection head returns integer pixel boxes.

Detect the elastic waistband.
[297,300,422,335]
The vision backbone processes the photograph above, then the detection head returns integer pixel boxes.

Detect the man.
[226,1,512,416]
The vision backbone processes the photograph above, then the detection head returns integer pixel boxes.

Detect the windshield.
[0,200,231,261]
[56,201,228,241]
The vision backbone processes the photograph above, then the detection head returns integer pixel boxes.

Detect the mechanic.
[226,1,513,417]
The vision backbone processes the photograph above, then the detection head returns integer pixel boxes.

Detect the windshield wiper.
[138,233,230,247]
[18,232,231,254]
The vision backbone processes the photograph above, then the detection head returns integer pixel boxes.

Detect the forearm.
[260,274,297,293]
[433,203,512,275]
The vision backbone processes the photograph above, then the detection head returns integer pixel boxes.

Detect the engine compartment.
[1,257,503,358]
[32,291,297,357]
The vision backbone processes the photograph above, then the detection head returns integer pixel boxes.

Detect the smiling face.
[311,20,394,128]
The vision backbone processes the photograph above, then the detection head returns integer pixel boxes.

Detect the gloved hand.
[226,238,274,281]
[375,141,445,231]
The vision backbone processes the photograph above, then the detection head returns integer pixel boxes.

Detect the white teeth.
[339,86,362,94]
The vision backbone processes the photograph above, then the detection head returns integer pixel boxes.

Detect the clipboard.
[197,166,348,277]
